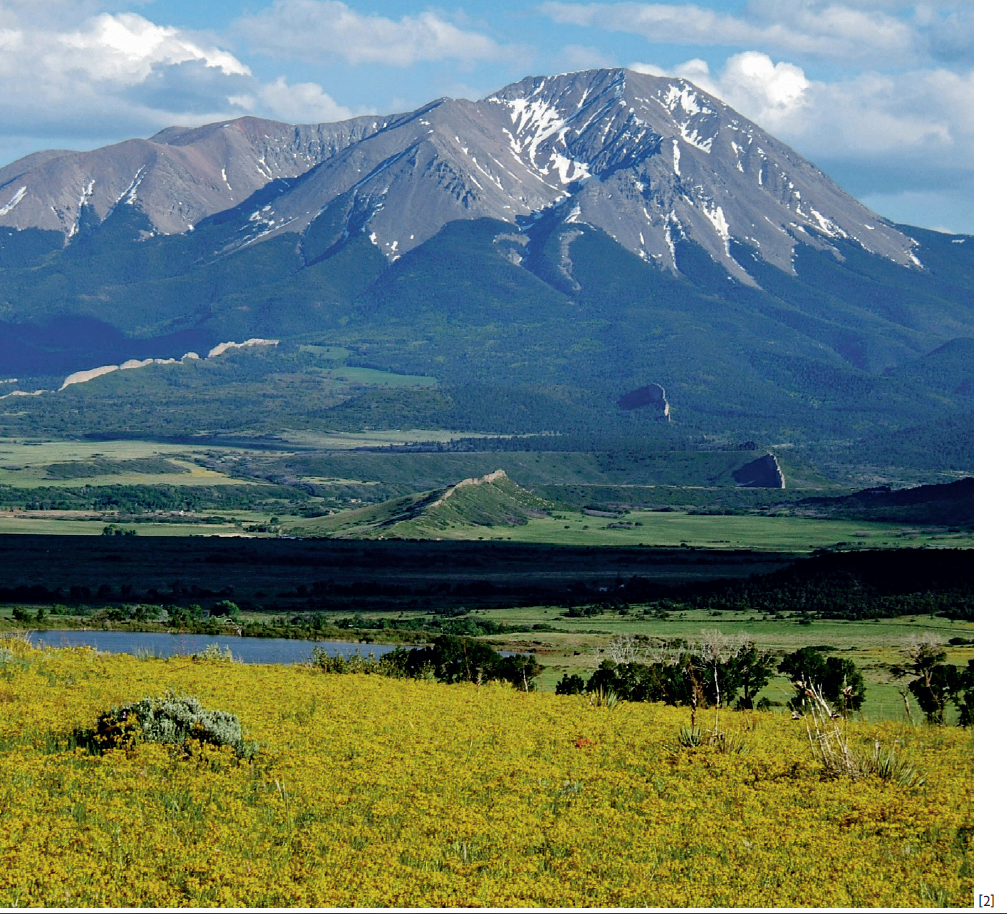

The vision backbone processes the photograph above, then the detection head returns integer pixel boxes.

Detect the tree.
[890,637,964,725]
[779,648,866,715]
[497,653,543,692]
[400,635,539,689]
[585,659,622,696]
[694,629,746,716]
[209,600,241,619]
[821,657,866,714]
[555,673,586,695]
[729,641,776,710]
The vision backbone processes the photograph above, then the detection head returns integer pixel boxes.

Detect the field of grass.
[0,440,243,489]
[425,511,974,550]
[0,636,973,907]
[0,506,970,548]
[0,515,254,537]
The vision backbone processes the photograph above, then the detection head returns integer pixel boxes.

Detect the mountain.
[0,69,972,476]
[0,116,388,239]
[2,69,916,280]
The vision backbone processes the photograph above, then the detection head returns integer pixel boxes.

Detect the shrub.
[76,691,257,759]
[860,741,926,788]
[555,673,586,695]
[192,643,234,662]
[309,646,386,674]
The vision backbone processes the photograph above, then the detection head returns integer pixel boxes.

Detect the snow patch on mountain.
[0,187,26,216]
[67,179,95,239]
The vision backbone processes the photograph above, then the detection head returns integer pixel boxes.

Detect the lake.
[32,630,403,665]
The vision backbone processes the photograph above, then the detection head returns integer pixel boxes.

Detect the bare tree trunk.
[898,687,916,725]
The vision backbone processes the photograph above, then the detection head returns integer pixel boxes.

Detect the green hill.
[294,470,553,539]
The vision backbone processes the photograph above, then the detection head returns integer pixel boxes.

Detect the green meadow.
[426,510,972,550]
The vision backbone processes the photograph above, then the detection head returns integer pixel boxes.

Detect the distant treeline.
[664,548,973,621]
[796,478,972,526]
[0,483,306,514]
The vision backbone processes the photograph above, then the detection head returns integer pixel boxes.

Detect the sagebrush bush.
[192,643,234,662]
[310,646,391,675]
[76,691,257,759]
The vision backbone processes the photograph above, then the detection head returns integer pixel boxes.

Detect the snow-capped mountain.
[0,70,972,467]
[0,68,918,284]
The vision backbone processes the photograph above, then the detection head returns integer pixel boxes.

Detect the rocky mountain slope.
[2,68,916,282]
[0,116,387,238]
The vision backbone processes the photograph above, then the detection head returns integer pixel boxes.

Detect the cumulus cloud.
[541,1,970,68]
[633,51,972,170]
[56,12,250,82]
[0,10,252,136]
[236,0,513,67]
[259,77,357,123]
[632,53,809,128]
[0,7,355,148]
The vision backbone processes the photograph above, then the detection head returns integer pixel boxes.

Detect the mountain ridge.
[0,68,921,283]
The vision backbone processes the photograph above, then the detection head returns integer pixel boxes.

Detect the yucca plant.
[587,688,620,710]
[861,740,926,788]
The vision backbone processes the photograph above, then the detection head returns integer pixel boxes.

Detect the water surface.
[33,630,402,665]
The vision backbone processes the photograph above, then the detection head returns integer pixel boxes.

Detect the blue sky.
[0,1,974,232]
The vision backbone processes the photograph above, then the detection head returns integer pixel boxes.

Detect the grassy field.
[421,511,974,550]
[0,440,244,489]
[0,515,254,536]
[0,636,973,907]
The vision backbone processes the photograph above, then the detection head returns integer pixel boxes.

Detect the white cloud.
[237,0,512,67]
[56,12,250,83]
[632,52,809,129]
[0,7,360,150]
[259,77,356,123]
[634,51,971,169]
[718,51,810,120]
[0,10,253,133]
[541,1,970,67]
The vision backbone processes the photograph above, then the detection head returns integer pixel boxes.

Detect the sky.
[0,1,975,233]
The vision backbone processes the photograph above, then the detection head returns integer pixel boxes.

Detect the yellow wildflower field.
[0,640,972,908]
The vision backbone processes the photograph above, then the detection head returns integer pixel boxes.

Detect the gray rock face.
[732,454,786,488]
[618,383,671,420]
[0,115,387,237]
[0,69,919,282]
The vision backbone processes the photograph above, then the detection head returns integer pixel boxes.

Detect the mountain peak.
[0,68,919,280]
